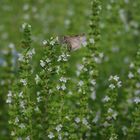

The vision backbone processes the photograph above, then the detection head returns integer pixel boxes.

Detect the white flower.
[76,71,80,76]
[64,19,71,26]
[128,72,134,79]
[48,68,52,72]
[0,80,5,85]
[61,84,66,90]
[22,23,31,29]
[37,97,42,102]
[50,40,55,45]
[113,75,119,81]
[56,66,60,74]
[108,108,113,113]
[58,134,62,140]
[91,91,96,100]
[26,23,31,28]
[94,57,101,64]
[30,48,35,54]
[19,91,23,98]
[55,124,62,132]
[65,116,70,120]
[6,98,12,104]
[78,80,84,86]
[20,79,27,86]
[134,90,140,95]
[57,56,62,62]
[109,84,115,90]
[78,88,82,93]
[89,70,94,75]
[134,97,140,104]
[117,81,122,88]
[56,84,66,91]
[129,63,135,69]
[17,137,22,140]
[92,111,100,123]
[48,132,55,139]
[23,14,30,20]
[109,75,122,88]
[112,112,118,120]
[68,91,73,95]
[109,75,113,81]
[20,101,25,109]
[124,57,130,64]
[83,67,88,72]
[82,41,88,47]
[109,75,119,81]
[22,23,27,29]
[103,121,110,127]
[136,83,140,88]
[35,74,40,84]
[82,118,88,125]
[18,54,25,62]
[124,0,129,3]
[27,48,35,58]
[75,117,80,123]
[23,4,29,11]
[37,91,41,96]
[43,40,48,45]
[7,91,12,97]
[46,58,51,63]
[56,85,61,90]
[57,53,70,62]
[107,108,118,120]
[19,123,25,129]
[11,131,15,136]
[49,37,58,45]
[102,96,110,102]
[8,43,15,49]
[99,52,104,58]
[34,106,39,112]
[91,79,96,86]
[137,68,140,74]
[15,117,19,124]
[122,126,128,136]
[59,77,67,83]
[25,136,30,140]
[109,135,117,140]
[77,64,84,71]
[40,60,46,68]
[89,38,95,44]
[111,46,119,53]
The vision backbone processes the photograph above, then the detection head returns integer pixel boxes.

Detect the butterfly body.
[59,35,86,51]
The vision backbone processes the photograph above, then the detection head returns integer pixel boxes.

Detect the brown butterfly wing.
[67,37,82,50]
[59,35,86,51]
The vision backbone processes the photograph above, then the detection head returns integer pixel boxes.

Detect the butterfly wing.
[59,35,86,51]
[68,37,82,50]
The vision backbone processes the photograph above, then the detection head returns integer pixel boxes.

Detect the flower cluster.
[0,43,17,138]
[72,1,102,137]
[108,75,122,90]
[32,37,58,139]
[46,44,71,140]
[7,23,35,139]
[101,75,122,139]
[126,47,140,139]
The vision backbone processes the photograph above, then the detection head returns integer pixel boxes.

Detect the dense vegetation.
[0,0,140,139]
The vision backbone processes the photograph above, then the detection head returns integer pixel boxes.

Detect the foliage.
[0,0,140,140]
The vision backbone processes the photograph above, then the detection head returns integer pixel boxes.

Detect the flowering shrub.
[0,0,140,140]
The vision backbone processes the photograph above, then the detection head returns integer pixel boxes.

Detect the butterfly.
[58,34,87,51]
